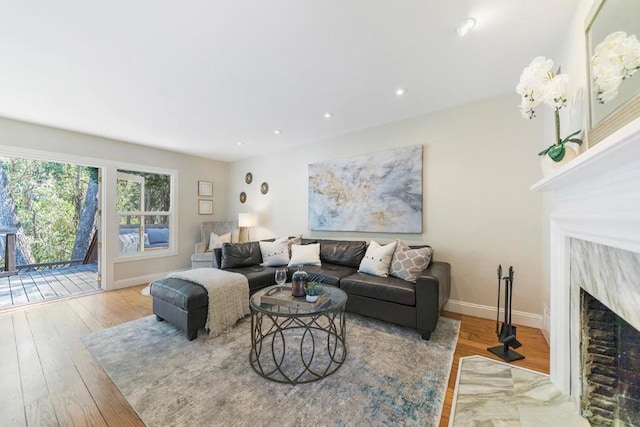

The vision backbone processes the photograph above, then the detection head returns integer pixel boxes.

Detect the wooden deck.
[0,264,99,310]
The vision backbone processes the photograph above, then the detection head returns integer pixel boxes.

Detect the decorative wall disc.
[245,173,253,184]
[260,182,269,194]
[239,192,247,203]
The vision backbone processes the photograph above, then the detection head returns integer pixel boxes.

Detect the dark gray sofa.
[210,238,451,340]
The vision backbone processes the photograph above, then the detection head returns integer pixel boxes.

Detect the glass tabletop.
[250,284,347,316]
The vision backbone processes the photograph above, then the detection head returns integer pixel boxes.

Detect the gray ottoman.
[150,278,208,340]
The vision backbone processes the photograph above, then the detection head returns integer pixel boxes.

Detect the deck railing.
[0,228,17,278]
[17,259,85,272]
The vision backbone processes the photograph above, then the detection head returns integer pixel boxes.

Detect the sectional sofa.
[214,238,450,340]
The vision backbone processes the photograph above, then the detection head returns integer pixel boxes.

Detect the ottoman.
[150,277,208,340]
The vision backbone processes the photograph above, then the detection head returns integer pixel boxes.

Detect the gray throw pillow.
[389,240,433,283]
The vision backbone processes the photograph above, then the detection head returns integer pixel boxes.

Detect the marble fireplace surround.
[531,117,640,404]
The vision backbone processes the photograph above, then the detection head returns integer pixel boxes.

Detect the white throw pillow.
[358,240,397,277]
[288,243,321,267]
[275,235,302,255]
[259,241,290,267]
[208,232,231,251]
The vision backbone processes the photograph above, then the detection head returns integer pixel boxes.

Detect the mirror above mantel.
[586,0,640,147]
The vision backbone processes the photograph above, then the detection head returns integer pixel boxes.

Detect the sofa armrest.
[211,248,223,269]
[194,241,207,254]
[415,261,451,338]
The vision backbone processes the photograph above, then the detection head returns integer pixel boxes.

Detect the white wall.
[0,116,229,289]
[229,94,545,322]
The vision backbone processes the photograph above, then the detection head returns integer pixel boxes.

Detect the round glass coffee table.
[249,284,347,385]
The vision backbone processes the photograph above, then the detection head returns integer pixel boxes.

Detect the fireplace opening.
[580,289,640,426]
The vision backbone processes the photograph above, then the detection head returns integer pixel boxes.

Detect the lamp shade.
[238,213,258,227]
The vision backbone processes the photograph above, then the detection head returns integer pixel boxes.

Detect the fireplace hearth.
[581,290,640,426]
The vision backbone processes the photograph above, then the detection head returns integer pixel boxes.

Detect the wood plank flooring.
[0,287,549,426]
[0,265,99,310]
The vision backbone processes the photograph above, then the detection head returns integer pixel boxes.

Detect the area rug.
[82,313,459,426]
[449,356,589,426]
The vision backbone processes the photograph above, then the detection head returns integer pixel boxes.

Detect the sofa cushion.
[147,227,169,244]
[259,241,290,266]
[224,266,276,292]
[340,273,416,306]
[288,243,321,267]
[390,241,433,283]
[221,241,262,269]
[358,240,397,277]
[319,240,367,268]
[298,264,357,287]
[150,278,208,311]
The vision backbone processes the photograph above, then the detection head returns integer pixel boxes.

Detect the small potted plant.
[304,281,324,303]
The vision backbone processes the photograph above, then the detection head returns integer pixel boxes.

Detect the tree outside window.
[117,170,172,254]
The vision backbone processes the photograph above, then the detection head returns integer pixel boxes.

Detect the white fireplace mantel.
[531,117,640,399]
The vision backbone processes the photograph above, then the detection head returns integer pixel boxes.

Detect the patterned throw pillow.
[259,241,290,267]
[358,240,397,277]
[390,240,433,283]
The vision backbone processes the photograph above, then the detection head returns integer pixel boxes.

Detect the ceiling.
[0,1,578,162]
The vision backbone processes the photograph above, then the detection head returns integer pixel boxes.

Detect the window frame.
[115,168,177,261]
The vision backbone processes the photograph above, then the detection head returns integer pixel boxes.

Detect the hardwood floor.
[0,287,549,426]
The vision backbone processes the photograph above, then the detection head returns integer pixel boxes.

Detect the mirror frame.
[585,0,640,147]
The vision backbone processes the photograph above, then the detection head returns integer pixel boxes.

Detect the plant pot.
[306,295,319,303]
[540,146,577,177]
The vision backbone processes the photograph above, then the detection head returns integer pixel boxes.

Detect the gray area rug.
[82,313,459,426]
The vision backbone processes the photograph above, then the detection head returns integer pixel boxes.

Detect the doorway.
[0,156,101,309]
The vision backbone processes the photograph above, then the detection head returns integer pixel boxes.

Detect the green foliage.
[304,281,324,296]
[537,130,583,162]
[117,170,171,226]
[1,157,96,263]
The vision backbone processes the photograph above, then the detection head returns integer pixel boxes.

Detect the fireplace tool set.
[488,265,524,362]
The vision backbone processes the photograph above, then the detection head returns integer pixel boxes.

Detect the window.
[117,170,172,255]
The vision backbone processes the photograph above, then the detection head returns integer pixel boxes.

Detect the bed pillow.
[208,232,232,251]
[358,240,397,277]
[288,243,321,267]
[259,241,290,267]
[389,240,433,283]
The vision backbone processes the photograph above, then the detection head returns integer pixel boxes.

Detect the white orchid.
[516,56,568,119]
[516,56,582,162]
[592,31,640,104]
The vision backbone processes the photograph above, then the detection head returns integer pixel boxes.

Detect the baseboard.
[445,299,542,329]
[110,268,189,290]
[541,303,550,345]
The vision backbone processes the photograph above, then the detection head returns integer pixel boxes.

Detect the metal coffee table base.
[250,309,347,385]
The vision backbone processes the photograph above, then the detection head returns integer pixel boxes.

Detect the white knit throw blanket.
[167,268,250,337]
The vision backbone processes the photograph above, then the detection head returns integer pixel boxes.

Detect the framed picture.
[198,199,213,215]
[198,181,213,196]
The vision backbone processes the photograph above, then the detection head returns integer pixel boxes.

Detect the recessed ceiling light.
[237,142,243,146]
[324,112,333,119]
[395,88,406,96]
[456,18,476,37]
[273,130,282,135]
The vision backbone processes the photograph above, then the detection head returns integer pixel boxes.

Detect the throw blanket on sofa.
[167,268,250,337]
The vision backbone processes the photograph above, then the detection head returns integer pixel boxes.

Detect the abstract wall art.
[308,145,423,233]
